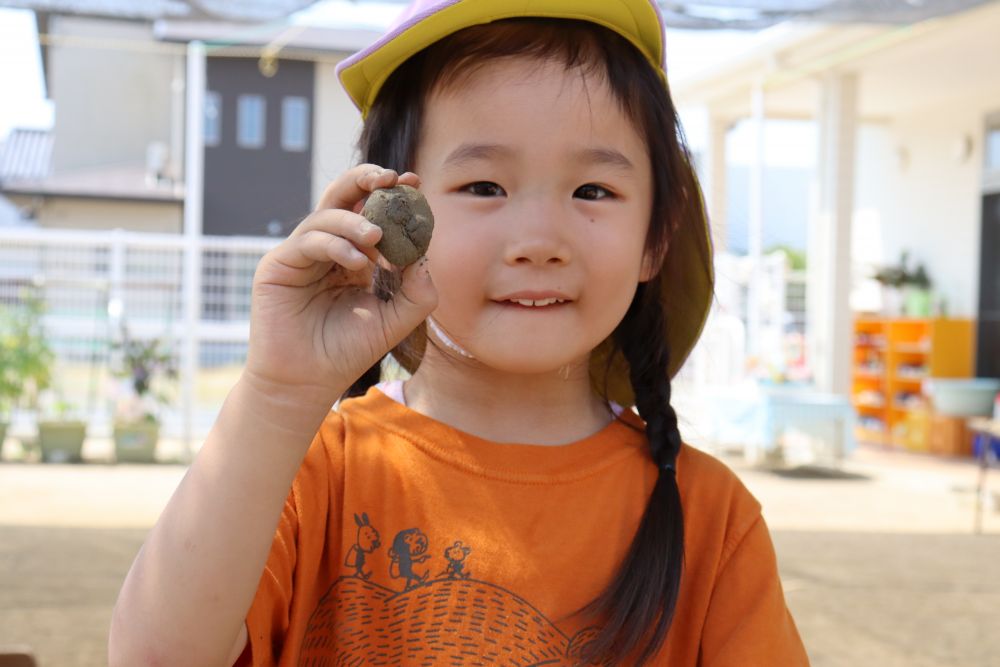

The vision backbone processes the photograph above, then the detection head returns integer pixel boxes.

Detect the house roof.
[1,0,199,21]
[360,0,997,30]
[0,0,319,22]
[152,19,381,55]
[0,128,53,184]
[655,0,998,30]
[672,0,1000,120]
[1,162,184,203]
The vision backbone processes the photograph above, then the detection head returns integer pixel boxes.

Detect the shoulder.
[284,406,347,506]
[298,386,393,475]
[676,444,763,560]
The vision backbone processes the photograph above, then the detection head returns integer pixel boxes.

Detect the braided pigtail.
[577,279,685,665]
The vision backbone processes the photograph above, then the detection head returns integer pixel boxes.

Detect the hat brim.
[337,0,666,118]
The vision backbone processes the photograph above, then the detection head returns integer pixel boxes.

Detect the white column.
[169,54,185,184]
[807,72,857,395]
[703,114,730,253]
[181,41,206,460]
[747,83,766,360]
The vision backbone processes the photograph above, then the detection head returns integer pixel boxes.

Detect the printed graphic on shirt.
[344,513,380,580]
[388,527,431,591]
[299,513,609,666]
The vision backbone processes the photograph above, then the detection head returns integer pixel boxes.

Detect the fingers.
[377,257,438,349]
[262,165,425,287]
[314,164,422,214]
[271,208,382,271]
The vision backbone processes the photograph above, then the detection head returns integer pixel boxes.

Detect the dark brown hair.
[345,18,708,665]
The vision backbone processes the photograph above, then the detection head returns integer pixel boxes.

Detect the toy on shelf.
[851,317,974,452]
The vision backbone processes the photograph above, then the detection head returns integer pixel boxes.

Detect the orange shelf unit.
[851,317,974,450]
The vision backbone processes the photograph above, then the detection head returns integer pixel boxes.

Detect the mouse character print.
[438,540,472,580]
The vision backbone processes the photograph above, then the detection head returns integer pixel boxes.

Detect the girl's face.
[414,57,655,376]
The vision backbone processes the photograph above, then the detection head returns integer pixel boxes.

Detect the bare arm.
[108,373,338,666]
[108,166,437,666]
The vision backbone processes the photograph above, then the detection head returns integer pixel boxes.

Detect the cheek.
[426,208,495,304]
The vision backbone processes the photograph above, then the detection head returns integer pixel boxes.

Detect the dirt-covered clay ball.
[360,184,434,267]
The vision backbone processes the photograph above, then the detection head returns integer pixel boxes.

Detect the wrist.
[234,371,341,440]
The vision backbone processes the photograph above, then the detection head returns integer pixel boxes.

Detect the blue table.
[703,384,856,466]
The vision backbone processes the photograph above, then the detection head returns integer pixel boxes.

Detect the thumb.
[377,257,438,347]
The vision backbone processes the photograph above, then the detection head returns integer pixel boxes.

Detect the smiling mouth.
[500,298,570,308]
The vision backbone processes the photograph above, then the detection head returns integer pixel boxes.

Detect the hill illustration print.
[298,575,607,666]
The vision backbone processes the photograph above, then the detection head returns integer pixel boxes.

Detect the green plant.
[110,324,177,424]
[0,294,55,419]
[766,245,807,271]
[873,251,933,290]
[908,264,931,290]
[38,391,82,421]
[873,251,908,288]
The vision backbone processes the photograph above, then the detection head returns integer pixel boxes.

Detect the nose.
[502,195,572,266]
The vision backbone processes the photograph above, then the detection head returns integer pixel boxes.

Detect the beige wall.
[8,195,183,233]
[49,16,180,175]
[312,60,364,208]
[879,88,1000,317]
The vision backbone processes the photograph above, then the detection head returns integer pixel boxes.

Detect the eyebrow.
[572,147,635,172]
[441,143,636,172]
[441,142,513,169]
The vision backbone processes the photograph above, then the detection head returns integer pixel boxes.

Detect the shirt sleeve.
[236,411,343,667]
[235,488,299,667]
[699,514,810,666]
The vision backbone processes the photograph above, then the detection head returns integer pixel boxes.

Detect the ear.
[639,243,667,283]
[362,512,370,525]
[354,514,362,527]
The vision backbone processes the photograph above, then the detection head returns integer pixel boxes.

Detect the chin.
[469,341,594,377]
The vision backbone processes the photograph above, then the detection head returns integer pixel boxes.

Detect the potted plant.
[873,252,908,316]
[37,392,88,463]
[110,324,177,463]
[0,296,54,461]
[902,263,932,318]
[873,252,933,318]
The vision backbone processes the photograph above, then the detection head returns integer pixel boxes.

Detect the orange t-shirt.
[239,386,809,666]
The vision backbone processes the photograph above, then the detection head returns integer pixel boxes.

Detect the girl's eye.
[462,181,506,197]
[574,184,612,200]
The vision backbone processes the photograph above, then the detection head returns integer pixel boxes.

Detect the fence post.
[181,41,206,462]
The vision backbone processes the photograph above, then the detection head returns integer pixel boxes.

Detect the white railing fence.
[1,228,807,459]
[0,226,278,457]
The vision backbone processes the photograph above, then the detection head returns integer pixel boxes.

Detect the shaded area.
[766,464,872,481]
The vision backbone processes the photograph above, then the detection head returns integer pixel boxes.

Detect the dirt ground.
[1,443,998,666]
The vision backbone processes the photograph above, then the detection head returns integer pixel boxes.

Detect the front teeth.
[510,298,566,307]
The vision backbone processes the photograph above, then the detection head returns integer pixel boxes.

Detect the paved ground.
[1,441,998,666]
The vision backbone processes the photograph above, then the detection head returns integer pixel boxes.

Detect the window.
[237,94,266,149]
[281,96,310,152]
[204,91,221,146]
[987,127,1000,173]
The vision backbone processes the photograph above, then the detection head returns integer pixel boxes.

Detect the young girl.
[110,0,809,665]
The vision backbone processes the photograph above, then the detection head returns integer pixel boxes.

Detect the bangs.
[416,19,653,141]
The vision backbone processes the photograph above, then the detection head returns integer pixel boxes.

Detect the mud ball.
[361,185,434,267]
